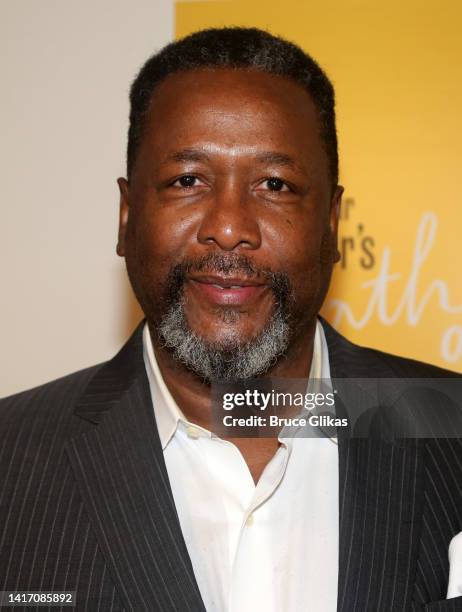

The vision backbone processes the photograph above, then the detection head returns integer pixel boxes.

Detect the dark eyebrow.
[161,148,211,165]
[161,148,302,171]
[254,151,299,170]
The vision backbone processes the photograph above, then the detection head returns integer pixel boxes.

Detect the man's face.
[118,68,342,379]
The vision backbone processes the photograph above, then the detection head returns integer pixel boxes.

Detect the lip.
[188,275,268,306]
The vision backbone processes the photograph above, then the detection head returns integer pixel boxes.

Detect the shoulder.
[0,364,111,485]
[0,363,104,432]
[319,320,462,444]
[320,317,460,378]
[356,344,459,378]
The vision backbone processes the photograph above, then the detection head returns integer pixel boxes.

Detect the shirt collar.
[143,324,186,449]
[143,318,331,450]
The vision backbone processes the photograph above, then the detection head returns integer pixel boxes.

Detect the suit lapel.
[321,318,425,611]
[336,436,424,611]
[66,323,206,612]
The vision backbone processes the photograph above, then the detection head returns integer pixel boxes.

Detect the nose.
[196,183,262,251]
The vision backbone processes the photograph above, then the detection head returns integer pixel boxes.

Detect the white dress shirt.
[448,532,462,598]
[143,319,338,612]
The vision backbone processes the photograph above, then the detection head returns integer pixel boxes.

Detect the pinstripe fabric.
[322,318,462,611]
[0,333,204,612]
[0,366,122,611]
[66,379,205,611]
[1,319,462,611]
[411,439,462,611]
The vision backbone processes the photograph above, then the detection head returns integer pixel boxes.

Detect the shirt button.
[186,426,200,439]
[246,514,254,527]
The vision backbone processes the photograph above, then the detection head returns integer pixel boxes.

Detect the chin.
[158,292,291,381]
[190,313,269,350]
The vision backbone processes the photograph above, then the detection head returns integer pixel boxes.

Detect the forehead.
[151,66,316,109]
[136,68,327,173]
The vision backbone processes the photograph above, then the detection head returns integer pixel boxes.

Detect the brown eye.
[266,178,285,191]
[172,175,203,188]
[257,177,291,192]
[178,175,197,187]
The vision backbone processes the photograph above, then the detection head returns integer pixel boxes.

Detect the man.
[1,27,462,612]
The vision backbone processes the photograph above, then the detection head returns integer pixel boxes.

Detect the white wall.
[1,1,174,396]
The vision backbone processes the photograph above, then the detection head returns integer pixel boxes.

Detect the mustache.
[163,252,291,307]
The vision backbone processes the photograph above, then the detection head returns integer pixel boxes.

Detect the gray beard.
[157,299,291,382]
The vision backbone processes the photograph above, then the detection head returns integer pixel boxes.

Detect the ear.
[116,177,130,257]
[329,185,344,264]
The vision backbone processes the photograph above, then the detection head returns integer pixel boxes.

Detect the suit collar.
[67,321,206,611]
[319,315,381,378]
[73,321,145,425]
[73,315,359,426]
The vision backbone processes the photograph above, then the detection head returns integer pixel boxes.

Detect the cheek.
[128,206,196,273]
[124,216,171,310]
[286,224,335,303]
[275,215,326,268]
[319,226,336,265]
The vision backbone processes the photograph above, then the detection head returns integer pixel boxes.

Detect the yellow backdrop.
[176,0,462,371]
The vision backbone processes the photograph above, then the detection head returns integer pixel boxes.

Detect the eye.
[171,175,204,188]
[257,177,291,192]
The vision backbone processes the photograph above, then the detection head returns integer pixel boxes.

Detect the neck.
[148,318,317,431]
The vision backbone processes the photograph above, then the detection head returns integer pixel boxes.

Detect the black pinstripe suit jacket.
[2,319,462,612]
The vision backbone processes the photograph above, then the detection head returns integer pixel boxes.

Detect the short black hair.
[127,27,338,185]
